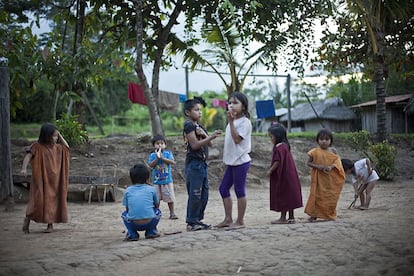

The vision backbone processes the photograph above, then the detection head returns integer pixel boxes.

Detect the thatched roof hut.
[279,97,356,132]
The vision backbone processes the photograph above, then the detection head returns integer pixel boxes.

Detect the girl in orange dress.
[305,128,345,222]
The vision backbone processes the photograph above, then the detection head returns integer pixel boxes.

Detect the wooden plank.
[12,174,116,185]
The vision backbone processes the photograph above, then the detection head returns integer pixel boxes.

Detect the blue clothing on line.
[256,100,276,119]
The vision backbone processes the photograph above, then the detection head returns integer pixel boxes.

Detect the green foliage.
[55,114,88,146]
[369,141,396,181]
[326,77,376,106]
[345,130,372,157]
[346,131,396,180]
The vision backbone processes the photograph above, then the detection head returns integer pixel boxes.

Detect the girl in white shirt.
[215,92,252,230]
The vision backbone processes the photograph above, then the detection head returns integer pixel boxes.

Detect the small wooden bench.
[12,174,118,204]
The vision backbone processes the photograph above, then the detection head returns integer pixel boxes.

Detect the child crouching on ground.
[341,158,379,210]
[121,163,161,241]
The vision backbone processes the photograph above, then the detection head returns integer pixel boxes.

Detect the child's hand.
[196,127,207,137]
[227,110,236,122]
[323,165,333,173]
[212,129,222,138]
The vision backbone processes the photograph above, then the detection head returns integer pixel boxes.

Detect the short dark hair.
[183,97,206,115]
[129,163,150,184]
[151,134,165,146]
[341,159,354,170]
[316,128,333,146]
[38,123,57,145]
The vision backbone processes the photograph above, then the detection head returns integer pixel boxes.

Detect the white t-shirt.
[351,158,380,184]
[223,116,252,166]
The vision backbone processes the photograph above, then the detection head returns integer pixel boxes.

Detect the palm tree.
[344,0,414,141]
[181,13,265,96]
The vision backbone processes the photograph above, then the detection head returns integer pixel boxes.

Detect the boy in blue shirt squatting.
[121,163,161,241]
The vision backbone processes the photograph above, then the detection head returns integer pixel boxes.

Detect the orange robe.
[26,142,70,223]
[304,147,345,220]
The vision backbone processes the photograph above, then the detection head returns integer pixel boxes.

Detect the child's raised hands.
[156,148,162,158]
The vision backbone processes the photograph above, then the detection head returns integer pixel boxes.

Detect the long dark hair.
[38,123,57,145]
[268,123,290,150]
[228,92,250,119]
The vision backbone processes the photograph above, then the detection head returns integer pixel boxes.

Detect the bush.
[55,114,88,146]
[346,130,372,157]
[369,140,396,181]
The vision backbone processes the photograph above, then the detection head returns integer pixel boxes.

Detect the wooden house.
[351,93,414,134]
[279,97,356,132]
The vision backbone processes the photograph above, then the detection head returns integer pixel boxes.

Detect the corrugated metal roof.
[279,97,355,122]
[403,93,414,114]
[351,94,412,108]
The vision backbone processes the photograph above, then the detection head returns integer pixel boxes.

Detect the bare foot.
[44,224,53,233]
[22,218,30,234]
[215,220,232,228]
[225,223,246,230]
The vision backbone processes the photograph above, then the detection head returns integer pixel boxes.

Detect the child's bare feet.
[44,224,53,233]
[22,218,30,234]
[215,220,232,228]
[225,223,246,230]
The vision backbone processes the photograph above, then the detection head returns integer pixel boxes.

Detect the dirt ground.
[9,134,414,192]
[1,135,414,275]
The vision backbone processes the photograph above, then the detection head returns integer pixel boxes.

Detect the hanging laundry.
[256,100,276,119]
[179,94,187,102]
[212,98,227,109]
[128,82,147,105]
[159,90,180,111]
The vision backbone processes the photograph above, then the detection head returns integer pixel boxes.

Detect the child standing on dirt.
[20,123,70,234]
[121,163,161,241]
[341,158,379,210]
[183,97,222,231]
[148,134,178,219]
[266,123,302,224]
[305,128,346,222]
[215,92,252,230]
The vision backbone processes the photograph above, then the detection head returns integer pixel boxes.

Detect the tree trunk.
[0,64,15,211]
[373,26,387,142]
[73,0,87,127]
[133,0,163,136]
[133,0,185,136]
[374,54,387,142]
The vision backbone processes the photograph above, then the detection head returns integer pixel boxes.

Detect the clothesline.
[128,82,277,119]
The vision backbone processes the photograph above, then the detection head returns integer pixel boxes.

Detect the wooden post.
[0,59,14,211]
[286,74,292,133]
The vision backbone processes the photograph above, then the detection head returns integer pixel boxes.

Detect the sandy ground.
[1,178,414,276]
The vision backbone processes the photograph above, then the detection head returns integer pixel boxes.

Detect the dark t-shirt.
[183,120,209,162]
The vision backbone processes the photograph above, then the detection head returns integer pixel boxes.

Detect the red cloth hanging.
[128,82,147,105]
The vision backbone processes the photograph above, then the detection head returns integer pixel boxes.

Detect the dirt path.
[1,179,413,276]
